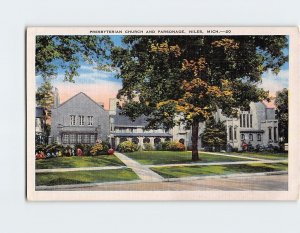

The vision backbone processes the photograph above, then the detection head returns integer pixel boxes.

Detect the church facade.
[49,91,279,151]
[214,102,279,150]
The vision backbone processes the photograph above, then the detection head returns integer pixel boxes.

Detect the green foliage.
[143,143,154,151]
[36,81,54,112]
[90,142,110,156]
[166,141,185,151]
[275,88,288,143]
[155,141,185,151]
[36,35,113,81]
[118,141,139,152]
[111,35,288,160]
[201,118,227,151]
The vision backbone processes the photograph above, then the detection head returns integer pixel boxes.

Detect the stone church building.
[49,89,109,145]
[49,90,279,151]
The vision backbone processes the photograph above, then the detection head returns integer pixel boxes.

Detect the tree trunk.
[191,119,200,161]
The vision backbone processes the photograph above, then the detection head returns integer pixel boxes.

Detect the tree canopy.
[36,35,113,82]
[275,88,288,143]
[111,35,288,160]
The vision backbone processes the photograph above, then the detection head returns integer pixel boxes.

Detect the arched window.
[165,137,171,142]
[249,134,253,141]
[154,138,161,144]
[132,137,139,144]
[241,134,245,140]
[179,138,185,145]
[143,137,150,143]
[257,133,261,141]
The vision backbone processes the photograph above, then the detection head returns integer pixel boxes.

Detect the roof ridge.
[55,92,105,109]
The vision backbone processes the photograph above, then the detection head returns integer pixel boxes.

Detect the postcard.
[26,27,300,200]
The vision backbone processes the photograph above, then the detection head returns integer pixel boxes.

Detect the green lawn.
[231,152,288,160]
[36,168,139,186]
[35,155,125,169]
[150,162,288,178]
[125,151,250,165]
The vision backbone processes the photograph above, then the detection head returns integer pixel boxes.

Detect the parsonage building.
[48,90,279,151]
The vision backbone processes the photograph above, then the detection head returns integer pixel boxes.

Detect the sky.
[36,35,289,110]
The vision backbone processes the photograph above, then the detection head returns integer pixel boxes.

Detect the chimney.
[109,98,117,115]
[53,87,60,108]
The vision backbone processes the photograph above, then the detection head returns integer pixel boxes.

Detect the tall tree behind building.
[275,88,288,143]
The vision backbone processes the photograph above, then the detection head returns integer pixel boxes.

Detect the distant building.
[49,89,109,145]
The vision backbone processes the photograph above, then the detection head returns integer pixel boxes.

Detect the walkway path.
[203,151,263,161]
[114,152,164,181]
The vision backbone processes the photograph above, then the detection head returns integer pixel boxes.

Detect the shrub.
[143,143,154,151]
[155,143,163,151]
[167,141,185,151]
[118,141,139,153]
[101,141,111,154]
[161,141,170,150]
[90,143,104,156]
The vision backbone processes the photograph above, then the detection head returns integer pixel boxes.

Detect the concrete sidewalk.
[114,152,163,181]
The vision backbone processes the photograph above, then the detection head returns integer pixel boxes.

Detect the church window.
[79,116,84,126]
[247,114,249,128]
[240,114,242,127]
[63,134,69,144]
[268,127,272,140]
[70,115,76,126]
[88,116,93,126]
[90,134,95,144]
[234,127,237,140]
[229,126,233,140]
[70,134,76,144]
[257,133,261,141]
[274,127,277,142]
[241,134,245,140]
[249,134,253,141]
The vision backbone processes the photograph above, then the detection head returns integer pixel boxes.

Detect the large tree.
[36,35,113,82]
[111,35,288,161]
[275,88,288,143]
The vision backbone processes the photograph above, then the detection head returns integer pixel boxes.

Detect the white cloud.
[260,69,288,96]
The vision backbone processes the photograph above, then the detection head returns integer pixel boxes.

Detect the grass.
[150,162,288,178]
[35,155,125,169]
[36,168,139,186]
[231,152,288,160]
[125,151,250,165]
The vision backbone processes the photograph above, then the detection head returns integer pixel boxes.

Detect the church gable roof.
[57,92,105,110]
